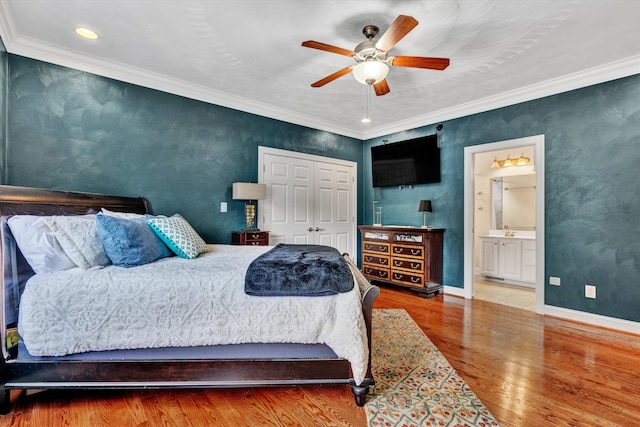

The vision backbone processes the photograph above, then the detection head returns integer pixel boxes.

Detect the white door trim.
[258,146,358,257]
[463,135,545,314]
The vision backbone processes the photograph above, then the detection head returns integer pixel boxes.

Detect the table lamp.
[232,182,266,230]
[418,200,432,228]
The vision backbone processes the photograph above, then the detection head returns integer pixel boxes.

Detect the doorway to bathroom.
[463,135,545,314]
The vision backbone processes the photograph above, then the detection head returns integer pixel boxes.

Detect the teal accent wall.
[364,74,640,322]
[5,56,362,243]
[0,38,6,184]
[3,50,640,323]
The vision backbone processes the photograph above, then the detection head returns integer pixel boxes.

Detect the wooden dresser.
[358,225,444,298]
[231,230,270,246]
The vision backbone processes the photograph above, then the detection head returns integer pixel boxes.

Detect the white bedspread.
[18,245,369,384]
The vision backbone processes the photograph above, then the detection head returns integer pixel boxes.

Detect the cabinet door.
[499,239,522,280]
[480,238,499,277]
[521,240,536,283]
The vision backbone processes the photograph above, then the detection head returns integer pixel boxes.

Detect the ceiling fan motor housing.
[354,40,388,63]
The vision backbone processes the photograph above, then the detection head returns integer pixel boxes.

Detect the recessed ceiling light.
[361,117,371,123]
[75,27,98,40]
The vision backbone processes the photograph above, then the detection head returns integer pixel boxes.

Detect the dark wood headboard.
[0,185,150,352]
[0,185,149,217]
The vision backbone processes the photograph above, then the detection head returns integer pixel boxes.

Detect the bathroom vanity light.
[491,154,530,168]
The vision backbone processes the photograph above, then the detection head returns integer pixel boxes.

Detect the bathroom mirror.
[491,174,536,230]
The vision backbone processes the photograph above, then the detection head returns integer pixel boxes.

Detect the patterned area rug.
[365,309,501,427]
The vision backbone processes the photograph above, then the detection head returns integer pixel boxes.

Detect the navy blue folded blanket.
[245,244,354,297]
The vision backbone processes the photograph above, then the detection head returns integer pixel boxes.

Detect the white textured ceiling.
[0,0,638,140]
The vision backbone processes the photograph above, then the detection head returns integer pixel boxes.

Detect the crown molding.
[1,23,638,142]
[363,56,640,140]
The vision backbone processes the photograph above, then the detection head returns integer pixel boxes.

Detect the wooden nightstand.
[231,230,270,246]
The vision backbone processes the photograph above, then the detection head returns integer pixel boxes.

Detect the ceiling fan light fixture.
[352,61,389,85]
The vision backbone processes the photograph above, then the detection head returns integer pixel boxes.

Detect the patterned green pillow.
[147,214,208,259]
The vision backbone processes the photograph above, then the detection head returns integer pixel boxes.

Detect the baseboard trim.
[444,285,465,298]
[544,305,640,335]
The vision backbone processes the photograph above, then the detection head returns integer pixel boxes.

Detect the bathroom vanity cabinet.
[480,235,536,286]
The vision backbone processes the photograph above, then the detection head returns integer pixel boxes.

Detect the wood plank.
[1,288,638,426]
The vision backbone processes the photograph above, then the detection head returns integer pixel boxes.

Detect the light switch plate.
[585,285,596,299]
[220,202,227,213]
[549,276,561,286]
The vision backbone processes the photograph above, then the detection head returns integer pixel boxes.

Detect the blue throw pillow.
[147,214,208,259]
[96,214,172,268]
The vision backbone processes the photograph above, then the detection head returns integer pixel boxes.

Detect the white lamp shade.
[352,61,389,85]
[232,183,266,200]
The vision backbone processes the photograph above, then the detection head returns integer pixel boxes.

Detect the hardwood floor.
[1,287,638,426]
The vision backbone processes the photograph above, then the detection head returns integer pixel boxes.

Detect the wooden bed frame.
[0,185,379,413]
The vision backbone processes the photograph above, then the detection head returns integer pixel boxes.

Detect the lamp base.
[244,201,257,230]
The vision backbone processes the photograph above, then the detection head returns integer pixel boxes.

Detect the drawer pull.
[393,248,402,253]
[411,249,420,255]
[364,268,373,274]
[379,271,388,278]
[251,242,260,245]
[379,259,388,265]
[394,261,402,267]
[393,273,403,280]
[411,277,420,283]
[365,256,373,262]
[411,263,420,269]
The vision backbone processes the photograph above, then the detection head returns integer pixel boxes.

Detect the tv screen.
[371,135,440,187]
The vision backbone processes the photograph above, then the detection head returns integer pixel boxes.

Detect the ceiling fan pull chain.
[362,84,372,123]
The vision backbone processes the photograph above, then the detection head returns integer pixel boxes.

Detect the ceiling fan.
[302,15,450,96]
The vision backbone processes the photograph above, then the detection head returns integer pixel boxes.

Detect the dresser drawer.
[363,254,390,267]
[232,231,269,246]
[363,266,390,280]
[391,270,424,287]
[245,231,268,242]
[391,244,425,259]
[363,242,390,254]
[391,257,423,272]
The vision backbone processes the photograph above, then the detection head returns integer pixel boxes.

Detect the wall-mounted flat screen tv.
[371,134,440,187]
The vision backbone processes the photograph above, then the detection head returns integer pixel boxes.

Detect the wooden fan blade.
[375,15,419,52]
[311,67,353,87]
[373,79,390,96]
[391,56,450,70]
[302,41,355,57]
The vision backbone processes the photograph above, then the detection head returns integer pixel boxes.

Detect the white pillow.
[100,208,144,219]
[7,215,76,274]
[43,215,111,269]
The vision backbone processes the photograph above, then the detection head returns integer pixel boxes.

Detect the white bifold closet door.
[259,147,357,257]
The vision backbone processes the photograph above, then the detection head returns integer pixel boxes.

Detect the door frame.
[463,135,545,314]
[258,146,358,257]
